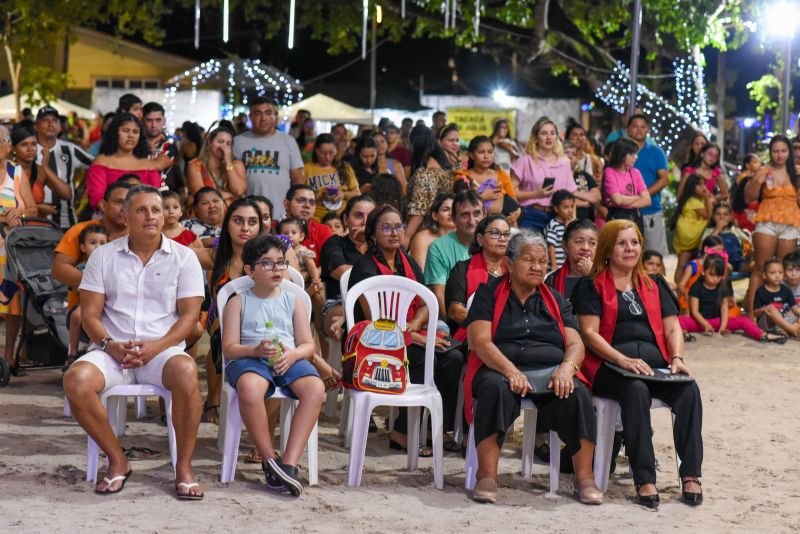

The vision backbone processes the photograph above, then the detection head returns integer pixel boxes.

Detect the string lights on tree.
[595,58,711,155]
[163,58,303,128]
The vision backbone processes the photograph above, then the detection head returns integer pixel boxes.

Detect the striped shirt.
[36,139,93,229]
[545,218,568,268]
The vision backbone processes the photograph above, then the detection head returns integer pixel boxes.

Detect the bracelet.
[565,361,581,373]
[225,164,234,171]
[672,356,685,362]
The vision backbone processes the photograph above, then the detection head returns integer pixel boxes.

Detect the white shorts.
[754,221,800,241]
[77,346,192,392]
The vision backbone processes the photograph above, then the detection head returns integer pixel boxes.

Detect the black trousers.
[472,366,596,455]
[393,344,464,435]
[592,364,704,486]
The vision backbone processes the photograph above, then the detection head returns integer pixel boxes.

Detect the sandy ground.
[2,254,800,533]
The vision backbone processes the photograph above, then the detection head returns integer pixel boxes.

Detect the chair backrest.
[287,265,304,288]
[344,275,439,387]
[339,267,352,302]
[216,276,312,380]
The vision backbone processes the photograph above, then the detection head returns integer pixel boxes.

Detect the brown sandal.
[244,448,262,464]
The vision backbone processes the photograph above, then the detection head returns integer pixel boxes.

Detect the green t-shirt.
[423,231,471,286]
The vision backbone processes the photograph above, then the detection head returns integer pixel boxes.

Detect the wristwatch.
[98,337,113,352]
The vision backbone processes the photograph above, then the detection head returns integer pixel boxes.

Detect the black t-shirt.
[443,257,502,333]
[464,278,578,369]
[348,252,425,324]
[688,279,732,319]
[754,284,797,315]
[321,235,364,300]
[573,170,598,221]
[572,274,678,368]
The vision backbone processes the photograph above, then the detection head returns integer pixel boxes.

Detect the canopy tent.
[0,93,95,120]
[285,93,373,125]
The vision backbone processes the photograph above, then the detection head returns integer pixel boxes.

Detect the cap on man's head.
[36,105,59,121]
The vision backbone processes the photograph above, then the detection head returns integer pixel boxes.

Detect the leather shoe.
[573,478,603,505]
[681,478,703,506]
[472,478,497,504]
[635,486,660,509]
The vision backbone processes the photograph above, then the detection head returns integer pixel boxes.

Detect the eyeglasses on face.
[378,223,406,235]
[255,259,289,271]
[485,229,511,241]
[293,197,316,206]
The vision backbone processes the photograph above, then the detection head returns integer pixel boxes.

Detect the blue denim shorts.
[225,357,320,399]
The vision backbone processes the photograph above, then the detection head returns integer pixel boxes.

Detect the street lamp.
[764,1,800,133]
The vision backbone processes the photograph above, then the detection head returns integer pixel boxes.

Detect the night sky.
[151,6,783,117]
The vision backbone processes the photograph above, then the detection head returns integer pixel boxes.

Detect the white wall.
[420,94,580,143]
[91,88,223,133]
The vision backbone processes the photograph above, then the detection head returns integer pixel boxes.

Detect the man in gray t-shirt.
[233,98,304,220]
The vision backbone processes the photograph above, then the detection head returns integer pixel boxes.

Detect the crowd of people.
[4,91,799,507]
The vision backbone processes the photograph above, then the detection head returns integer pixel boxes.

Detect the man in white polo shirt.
[63,185,205,499]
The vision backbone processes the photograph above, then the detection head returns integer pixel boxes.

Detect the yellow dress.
[673,196,707,253]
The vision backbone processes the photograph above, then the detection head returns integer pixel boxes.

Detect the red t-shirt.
[390,145,411,167]
[302,219,333,267]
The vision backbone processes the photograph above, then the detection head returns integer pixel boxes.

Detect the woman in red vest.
[573,220,703,509]
[464,230,602,505]
[444,215,510,339]
[544,218,598,298]
[348,204,463,456]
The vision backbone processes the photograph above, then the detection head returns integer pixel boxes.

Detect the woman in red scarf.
[572,220,703,509]
[445,215,510,339]
[544,219,598,297]
[348,204,462,456]
[464,230,602,505]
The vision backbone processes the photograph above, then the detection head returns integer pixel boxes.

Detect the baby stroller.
[0,219,69,386]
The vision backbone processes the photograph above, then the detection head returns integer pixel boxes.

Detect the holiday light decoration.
[163,58,304,128]
[595,58,711,155]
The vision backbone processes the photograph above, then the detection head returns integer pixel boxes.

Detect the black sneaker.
[262,457,285,492]
[265,457,303,496]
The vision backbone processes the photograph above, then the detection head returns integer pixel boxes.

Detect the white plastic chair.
[324,268,351,418]
[464,398,561,494]
[86,384,177,482]
[592,395,678,491]
[343,275,444,488]
[216,276,319,485]
[287,265,305,288]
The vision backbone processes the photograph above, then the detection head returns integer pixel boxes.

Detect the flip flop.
[176,481,204,501]
[95,469,133,495]
[244,448,262,464]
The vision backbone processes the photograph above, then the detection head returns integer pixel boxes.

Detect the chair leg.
[549,430,561,495]
[464,423,477,490]
[217,383,231,451]
[592,397,619,492]
[324,337,341,418]
[407,406,421,471]
[428,398,444,489]
[307,422,319,487]
[521,406,538,478]
[452,376,464,445]
[339,393,351,442]
[220,393,244,483]
[163,394,177,477]
[64,397,71,418]
[346,397,372,487]
[279,399,295,454]
[135,396,147,419]
[420,408,430,452]
[86,436,100,482]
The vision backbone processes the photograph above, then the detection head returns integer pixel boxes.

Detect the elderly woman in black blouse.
[464,230,602,505]
[572,219,703,509]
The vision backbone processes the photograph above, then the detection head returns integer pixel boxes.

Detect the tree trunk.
[3,43,20,120]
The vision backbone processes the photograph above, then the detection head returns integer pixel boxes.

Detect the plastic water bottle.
[263,321,282,366]
[766,172,774,189]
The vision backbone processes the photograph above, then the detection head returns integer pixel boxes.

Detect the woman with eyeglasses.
[348,204,462,456]
[445,215,510,340]
[571,220,704,509]
[464,230,601,505]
